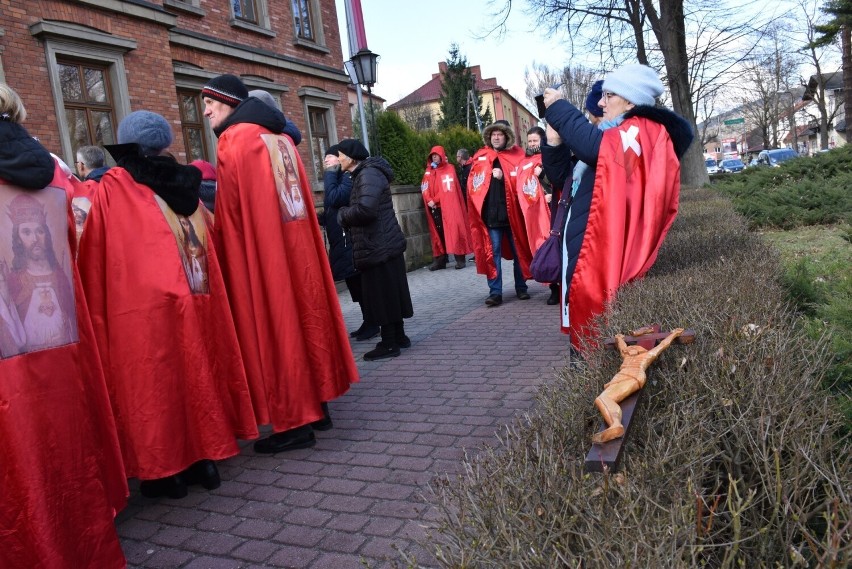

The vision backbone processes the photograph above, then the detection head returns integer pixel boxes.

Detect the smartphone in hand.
[535,84,564,118]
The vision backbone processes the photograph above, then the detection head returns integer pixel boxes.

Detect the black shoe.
[140,474,188,499]
[453,254,467,269]
[546,289,559,305]
[183,460,221,490]
[517,291,531,300]
[349,322,367,338]
[397,335,411,349]
[253,425,316,454]
[355,324,380,341]
[311,402,333,431]
[485,294,503,307]
[364,342,401,361]
[428,255,448,271]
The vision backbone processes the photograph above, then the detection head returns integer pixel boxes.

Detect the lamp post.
[349,48,380,156]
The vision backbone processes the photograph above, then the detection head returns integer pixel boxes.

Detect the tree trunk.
[843,25,852,142]
[645,0,707,188]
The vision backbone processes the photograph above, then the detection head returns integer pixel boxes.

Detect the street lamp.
[349,48,380,155]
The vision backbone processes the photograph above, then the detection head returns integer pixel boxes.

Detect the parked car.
[719,158,746,173]
[755,148,798,167]
[705,158,719,174]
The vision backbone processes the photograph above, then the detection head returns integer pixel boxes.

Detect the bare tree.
[395,98,435,132]
[488,0,783,187]
[524,62,599,111]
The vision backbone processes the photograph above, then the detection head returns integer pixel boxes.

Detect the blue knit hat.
[585,80,604,117]
[117,111,173,156]
[602,64,664,107]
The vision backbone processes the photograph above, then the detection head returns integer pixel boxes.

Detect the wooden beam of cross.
[584,324,695,473]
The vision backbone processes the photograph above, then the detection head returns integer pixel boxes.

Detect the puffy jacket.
[320,167,357,280]
[337,157,406,270]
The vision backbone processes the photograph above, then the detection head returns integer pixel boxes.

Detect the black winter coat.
[320,167,357,280]
[337,157,406,270]
[0,119,54,189]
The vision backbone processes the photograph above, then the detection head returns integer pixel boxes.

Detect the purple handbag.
[530,193,571,284]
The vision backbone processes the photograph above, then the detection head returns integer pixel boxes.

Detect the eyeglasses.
[601,91,619,101]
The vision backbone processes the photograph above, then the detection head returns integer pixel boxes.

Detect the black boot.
[183,460,221,490]
[355,323,380,340]
[394,321,411,349]
[311,402,333,431]
[140,473,188,499]
[253,425,316,454]
[428,254,448,271]
[547,283,560,305]
[365,324,401,360]
[453,254,467,269]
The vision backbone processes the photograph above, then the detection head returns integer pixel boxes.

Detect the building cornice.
[169,28,349,84]
[29,20,138,51]
[70,0,177,27]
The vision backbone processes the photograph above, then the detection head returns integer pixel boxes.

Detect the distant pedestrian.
[190,159,217,212]
[466,120,532,307]
[337,138,413,361]
[421,145,472,270]
[456,147,472,203]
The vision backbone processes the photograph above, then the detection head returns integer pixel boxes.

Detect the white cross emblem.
[442,175,454,192]
[620,125,641,156]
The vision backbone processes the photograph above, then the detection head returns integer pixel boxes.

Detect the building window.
[415,114,433,131]
[58,60,117,164]
[308,106,330,178]
[233,0,257,24]
[178,90,209,162]
[292,0,314,41]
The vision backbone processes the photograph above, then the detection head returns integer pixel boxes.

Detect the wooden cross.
[584,324,695,473]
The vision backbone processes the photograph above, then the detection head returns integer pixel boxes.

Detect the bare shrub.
[422,188,850,568]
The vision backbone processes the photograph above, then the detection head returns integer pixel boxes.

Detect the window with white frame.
[230,0,273,36]
[291,0,327,50]
[298,87,341,181]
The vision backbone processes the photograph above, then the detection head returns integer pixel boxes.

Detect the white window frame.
[230,0,275,38]
[297,87,341,183]
[291,0,328,52]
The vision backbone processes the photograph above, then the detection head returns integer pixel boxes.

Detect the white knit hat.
[602,64,664,107]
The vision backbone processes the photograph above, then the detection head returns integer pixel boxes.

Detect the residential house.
[387,62,537,146]
[0,0,353,185]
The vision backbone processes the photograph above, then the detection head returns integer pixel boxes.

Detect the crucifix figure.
[593,327,685,443]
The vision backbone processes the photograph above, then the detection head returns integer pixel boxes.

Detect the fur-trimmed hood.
[116,152,201,216]
[482,120,516,150]
[623,105,694,159]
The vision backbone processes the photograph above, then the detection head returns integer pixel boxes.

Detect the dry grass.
[411,188,850,568]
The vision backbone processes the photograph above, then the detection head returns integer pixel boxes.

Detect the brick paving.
[117,258,571,568]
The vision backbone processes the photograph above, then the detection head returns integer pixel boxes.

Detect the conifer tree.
[438,43,491,130]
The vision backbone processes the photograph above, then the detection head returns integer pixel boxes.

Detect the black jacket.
[0,119,54,189]
[320,166,357,280]
[542,99,694,289]
[337,157,406,270]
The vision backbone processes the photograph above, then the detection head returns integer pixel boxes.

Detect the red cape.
[466,145,532,280]
[0,164,127,568]
[514,153,552,253]
[565,116,681,349]
[420,146,471,256]
[214,124,358,432]
[77,167,259,479]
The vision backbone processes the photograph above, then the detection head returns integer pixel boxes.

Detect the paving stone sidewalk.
[116,259,571,568]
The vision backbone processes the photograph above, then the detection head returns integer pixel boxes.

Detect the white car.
[705,158,719,174]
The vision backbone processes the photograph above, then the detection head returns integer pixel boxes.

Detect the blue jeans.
[486,227,527,296]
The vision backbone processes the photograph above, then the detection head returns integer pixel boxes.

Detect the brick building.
[0,0,352,185]
[387,61,537,145]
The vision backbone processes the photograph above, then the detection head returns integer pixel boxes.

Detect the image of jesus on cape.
[266,135,307,222]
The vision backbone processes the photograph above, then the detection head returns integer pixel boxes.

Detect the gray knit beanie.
[602,64,664,107]
[117,111,173,156]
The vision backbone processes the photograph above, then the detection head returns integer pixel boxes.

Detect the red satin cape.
[77,167,259,479]
[514,154,552,253]
[214,124,358,432]
[466,145,532,280]
[420,146,471,256]
[566,116,681,349]
[0,162,127,569]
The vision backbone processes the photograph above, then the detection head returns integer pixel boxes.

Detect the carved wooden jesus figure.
[593,327,685,443]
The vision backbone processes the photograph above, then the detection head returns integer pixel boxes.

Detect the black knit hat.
[325,144,339,157]
[337,138,369,161]
[202,74,248,108]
